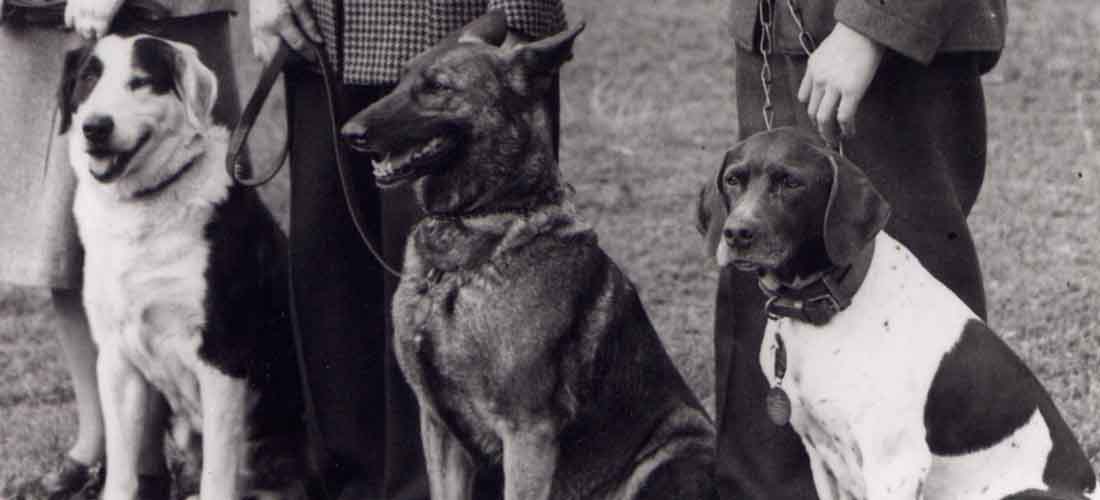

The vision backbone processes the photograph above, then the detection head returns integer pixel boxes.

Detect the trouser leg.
[285,68,389,497]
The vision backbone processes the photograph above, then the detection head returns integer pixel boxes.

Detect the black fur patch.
[57,48,99,134]
[131,37,179,96]
[199,185,302,439]
[925,319,1094,493]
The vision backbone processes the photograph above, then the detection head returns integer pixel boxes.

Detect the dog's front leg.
[98,346,153,500]
[502,422,559,500]
[197,365,249,500]
[861,432,932,500]
[805,449,842,500]
[421,409,476,500]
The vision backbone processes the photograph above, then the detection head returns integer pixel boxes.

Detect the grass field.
[2,0,1099,495]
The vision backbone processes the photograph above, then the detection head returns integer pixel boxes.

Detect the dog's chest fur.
[760,232,1095,499]
[77,163,227,422]
[74,138,293,436]
[393,207,596,453]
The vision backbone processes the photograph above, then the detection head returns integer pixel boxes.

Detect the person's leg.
[284,68,390,498]
[49,289,104,466]
[714,47,989,500]
[841,53,988,318]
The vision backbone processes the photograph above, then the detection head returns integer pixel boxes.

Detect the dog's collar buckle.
[765,294,839,326]
[760,240,874,326]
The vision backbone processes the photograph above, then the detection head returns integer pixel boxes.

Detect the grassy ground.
[2,0,1099,494]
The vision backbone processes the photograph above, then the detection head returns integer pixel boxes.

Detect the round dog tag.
[765,386,791,426]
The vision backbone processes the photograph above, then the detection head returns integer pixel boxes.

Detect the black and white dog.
[60,34,305,500]
[698,128,1098,500]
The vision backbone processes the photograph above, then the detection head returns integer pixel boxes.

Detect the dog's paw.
[64,0,125,39]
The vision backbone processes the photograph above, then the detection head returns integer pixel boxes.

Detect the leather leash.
[226,40,402,278]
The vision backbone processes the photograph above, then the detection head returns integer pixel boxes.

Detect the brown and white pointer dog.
[60,35,305,500]
[341,12,716,500]
[697,127,1097,500]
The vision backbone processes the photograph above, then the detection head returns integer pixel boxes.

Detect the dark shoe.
[40,456,103,500]
[136,473,172,500]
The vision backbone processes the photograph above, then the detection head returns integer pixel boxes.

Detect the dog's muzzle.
[85,130,152,183]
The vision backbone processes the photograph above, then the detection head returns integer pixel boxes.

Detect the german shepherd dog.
[340,12,716,500]
[60,35,305,500]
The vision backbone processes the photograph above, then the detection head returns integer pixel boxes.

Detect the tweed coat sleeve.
[308,0,568,86]
[728,0,1005,67]
[486,0,567,39]
[833,0,1007,64]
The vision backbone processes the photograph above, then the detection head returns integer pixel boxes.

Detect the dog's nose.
[724,226,757,248]
[82,114,114,143]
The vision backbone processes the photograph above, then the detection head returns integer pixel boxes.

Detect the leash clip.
[764,295,781,320]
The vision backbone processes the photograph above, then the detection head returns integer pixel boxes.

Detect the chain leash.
[758,0,777,131]
[759,0,817,132]
[757,0,844,155]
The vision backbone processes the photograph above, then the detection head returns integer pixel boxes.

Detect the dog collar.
[758,240,875,326]
[132,153,201,199]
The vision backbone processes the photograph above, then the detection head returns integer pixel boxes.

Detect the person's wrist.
[834,22,884,59]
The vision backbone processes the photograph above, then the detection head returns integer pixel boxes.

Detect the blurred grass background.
[2,0,1099,493]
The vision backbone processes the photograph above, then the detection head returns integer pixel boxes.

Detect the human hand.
[250,0,323,64]
[797,22,884,144]
[65,0,126,40]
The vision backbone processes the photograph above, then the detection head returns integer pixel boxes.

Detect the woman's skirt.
[0,23,83,289]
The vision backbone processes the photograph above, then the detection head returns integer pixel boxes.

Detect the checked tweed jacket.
[309,0,567,85]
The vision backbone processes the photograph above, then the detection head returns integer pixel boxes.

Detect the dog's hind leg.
[421,409,477,500]
[501,421,559,500]
[98,347,154,500]
[197,365,250,500]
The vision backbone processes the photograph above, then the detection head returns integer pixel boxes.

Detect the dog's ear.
[57,45,94,135]
[698,148,736,264]
[169,41,218,129]
[822,152,891,266]
[135,37,217,128]
[459,10,509,46]
[506,21,585,94]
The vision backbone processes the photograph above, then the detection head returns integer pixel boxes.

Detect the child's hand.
[65,0,126,39]
[798,23,884,144]
[250,0,323,64]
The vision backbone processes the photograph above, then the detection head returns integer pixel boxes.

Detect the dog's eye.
[128,77,153,90]
[781,175,803,189]
[724,175,741,189]
[422,77,451,93]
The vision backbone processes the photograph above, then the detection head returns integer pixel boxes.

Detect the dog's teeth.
[372,157,395,177]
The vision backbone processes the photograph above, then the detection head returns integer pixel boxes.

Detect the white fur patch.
[760,232,1063,500]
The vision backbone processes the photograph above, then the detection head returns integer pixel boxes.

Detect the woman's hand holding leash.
[798,22,884,144]
[250,0,322,64]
